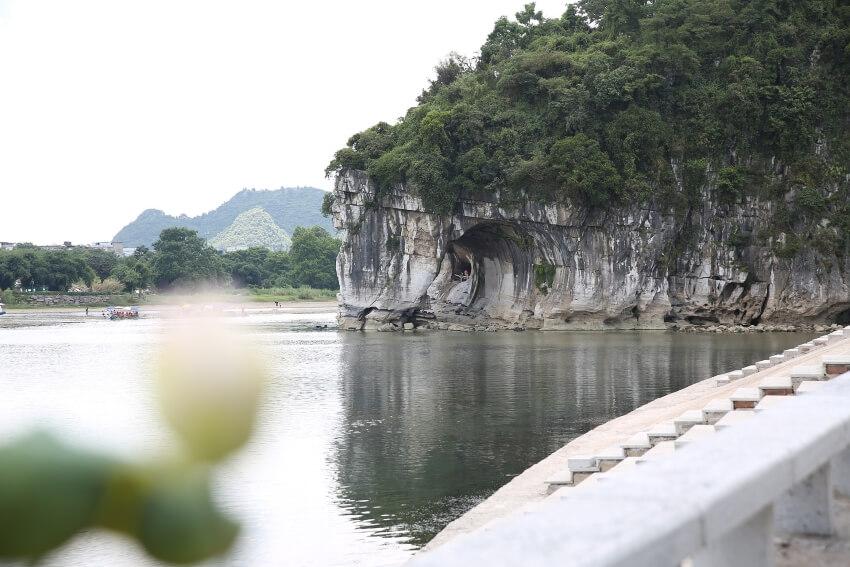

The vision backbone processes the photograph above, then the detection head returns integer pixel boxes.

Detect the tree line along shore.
[0,227,340,307]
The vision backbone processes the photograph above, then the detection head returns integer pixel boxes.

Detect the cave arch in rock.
[437,222,537,311]
[835,306,850,326]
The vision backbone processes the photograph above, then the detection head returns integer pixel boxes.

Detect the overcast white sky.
[0,0,570,244]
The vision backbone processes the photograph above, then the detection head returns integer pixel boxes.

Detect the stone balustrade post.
[690,506,774,567]
[831,445,850,497]
[775,463,834,536]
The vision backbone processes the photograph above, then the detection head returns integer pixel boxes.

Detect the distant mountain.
[209,207,292,252]
[113,187,333,247]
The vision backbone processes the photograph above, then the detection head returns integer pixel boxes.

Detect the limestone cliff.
[331,171,850,331]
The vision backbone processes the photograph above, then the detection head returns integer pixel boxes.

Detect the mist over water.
[0,312,814,566]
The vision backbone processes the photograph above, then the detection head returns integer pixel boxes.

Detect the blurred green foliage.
[0,323,266,564]
[0,433,238,565]
[0,433,112,560]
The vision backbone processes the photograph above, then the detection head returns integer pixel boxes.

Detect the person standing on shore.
[85,307,89,317]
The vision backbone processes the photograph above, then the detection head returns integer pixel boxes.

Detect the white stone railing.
[409,371,850,567]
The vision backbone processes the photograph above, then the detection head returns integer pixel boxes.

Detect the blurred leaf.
[95,463,151,537]
[137,466,238,564]
[0,432,113,561]
[0,435,240,565]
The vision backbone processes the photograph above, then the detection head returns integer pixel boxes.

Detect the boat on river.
[103,306,139,320]
[0,303,5,315]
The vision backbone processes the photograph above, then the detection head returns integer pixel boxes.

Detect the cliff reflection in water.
[331,330,813,546]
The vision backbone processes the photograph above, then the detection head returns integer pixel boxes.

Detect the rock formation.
[331,170,850,331]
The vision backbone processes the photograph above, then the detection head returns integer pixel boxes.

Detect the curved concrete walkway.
[423,332,850,552]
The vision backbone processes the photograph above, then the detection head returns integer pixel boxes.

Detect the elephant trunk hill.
[326,0,850,331]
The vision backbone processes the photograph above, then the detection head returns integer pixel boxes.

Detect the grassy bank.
[242,287,337,303]
[147,287,338,306]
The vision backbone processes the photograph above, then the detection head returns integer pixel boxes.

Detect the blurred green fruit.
[156,322,267,461]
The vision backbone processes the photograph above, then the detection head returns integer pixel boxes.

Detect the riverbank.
[1,287,337,309]
[2,293,139,308]
[672,322,846,334]
[422,328,850,553]
[386,320,844,334]
[146,300,338,315]
[0,300,338,330]
[1,300,338,316]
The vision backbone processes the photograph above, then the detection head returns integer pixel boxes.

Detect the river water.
[0,310,814,566]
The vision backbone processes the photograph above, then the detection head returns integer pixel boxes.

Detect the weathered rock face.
[331,170,850,331]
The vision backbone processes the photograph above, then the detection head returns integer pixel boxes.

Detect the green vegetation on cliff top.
[328,0,850,248]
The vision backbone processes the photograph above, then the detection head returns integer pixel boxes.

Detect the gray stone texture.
[331,171,850,331]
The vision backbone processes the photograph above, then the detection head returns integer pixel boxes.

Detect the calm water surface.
[0,311,814,566]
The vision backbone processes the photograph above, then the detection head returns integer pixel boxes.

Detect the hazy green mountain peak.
[114,186,333,247]
[208,207,292,252]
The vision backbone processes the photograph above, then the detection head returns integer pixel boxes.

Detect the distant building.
[39,243,73,252]
[91,241,124,256]
[0,240,125,255]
